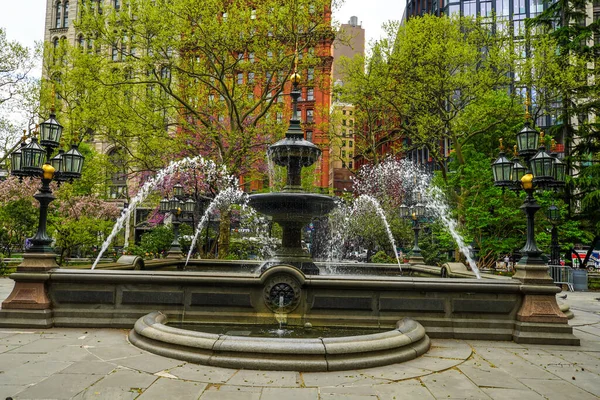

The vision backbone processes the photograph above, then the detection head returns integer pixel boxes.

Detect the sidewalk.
[1,277,599,399]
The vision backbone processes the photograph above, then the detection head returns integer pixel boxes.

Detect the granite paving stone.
[199,388,261,400]
[0,384,28,399]
[86,344,146,361]
[318,393,378,399]
[203,383,262,393]
[111,353,185,373]
[260,387,319,400]
[458,364,528,390]
[301,371,388,387]
[136,377,207,399]
[358,365,433,381]
[318,384,378,396]
[225,369,300,387]
[79,368,158,399]
[423,340,472,359]
[476,348,560,380]
[5,338,76,353]
[58,360,117,375]
[374,380,436,400]
[13,372,101,399]
[520,378,600,400]
[399,354,464,371]
[421,369,490,399]
[542,364,600,397]
[169,363,239,383]
[480,387,545,400]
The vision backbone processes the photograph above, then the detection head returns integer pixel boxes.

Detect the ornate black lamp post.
[159,183,195,260]
[399,200,427,264]
[2,109,84,312]
[490,97,571,324]
[9,112,84,256]
[547,204,561,266]
[491,102,566,285]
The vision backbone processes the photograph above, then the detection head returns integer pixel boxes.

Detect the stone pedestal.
[516,294,567,323]
[0,253,56,328]
[2,253,56,310]
[166,250,184,260]
[513,258,566,323]
[409,255,424,265]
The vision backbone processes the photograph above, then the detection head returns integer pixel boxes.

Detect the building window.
[306,130,313,141]
[249,52,255,63]
[342,119,346,126]
[237,72,243,85]
[250,9,256,19]
[307,88,314,101]
[308,67,314,80]
[349,141,353,147]
[78,35,84,48]
[306,109,314,123]
[343,110,347,115]
[111,44,119,61]
[248,72,255,84]
[63,1,69,27]
[276,112,282,123]
[55,2,62,28]
[218,115,224,122]
[349,129,353,136]
[349,161,353,169]
[342,150,346,158]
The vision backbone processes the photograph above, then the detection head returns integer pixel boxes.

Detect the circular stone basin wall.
[129,312,430,372]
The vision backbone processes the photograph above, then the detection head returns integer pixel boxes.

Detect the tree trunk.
[217,208,231,259]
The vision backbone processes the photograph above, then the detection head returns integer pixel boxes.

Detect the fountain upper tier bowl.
[268,137,322,167]
[248,192,336,223]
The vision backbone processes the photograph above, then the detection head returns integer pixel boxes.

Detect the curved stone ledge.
[129,311,431,372]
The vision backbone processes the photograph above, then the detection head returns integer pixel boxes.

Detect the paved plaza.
[1,277,599,399]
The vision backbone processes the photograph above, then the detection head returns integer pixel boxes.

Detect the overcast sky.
[0,0,406,77]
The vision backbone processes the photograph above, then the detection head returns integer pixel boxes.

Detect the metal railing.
[549,265,574,291]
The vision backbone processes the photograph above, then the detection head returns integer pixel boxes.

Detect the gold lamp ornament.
[521,172,534,190]
[42,163,56,180]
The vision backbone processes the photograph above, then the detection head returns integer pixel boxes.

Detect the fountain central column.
[247,71,336,275]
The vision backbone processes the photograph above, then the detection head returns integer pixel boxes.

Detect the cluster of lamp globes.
[10,110,84,182]
[492,121,567,191]
[159,183,196,215]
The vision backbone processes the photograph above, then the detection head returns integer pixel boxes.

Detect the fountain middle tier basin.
[248,192,336,222]
[129,312,430,371]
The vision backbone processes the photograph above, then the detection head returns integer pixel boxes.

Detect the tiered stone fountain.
[248,74,335,275]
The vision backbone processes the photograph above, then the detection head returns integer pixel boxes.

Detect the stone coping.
[129,311,431,371]
[16,268,559,295]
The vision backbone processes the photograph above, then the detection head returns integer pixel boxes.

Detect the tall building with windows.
[329,16,365,194]
[44,0,334,193]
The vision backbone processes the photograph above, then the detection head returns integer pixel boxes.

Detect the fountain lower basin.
[129,311,430,371]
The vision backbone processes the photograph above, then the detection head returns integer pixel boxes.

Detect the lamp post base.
[2,253,56,310]
[513,257,554,285]
[516,294,568,324]
[409,255,424,265]
[166,250,184,260]
[512,256,568,324]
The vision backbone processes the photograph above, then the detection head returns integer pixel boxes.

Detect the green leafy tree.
[344,15,516,182]
[139,225,174,256]
[46,0,337,258]
[526,0,600,260]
